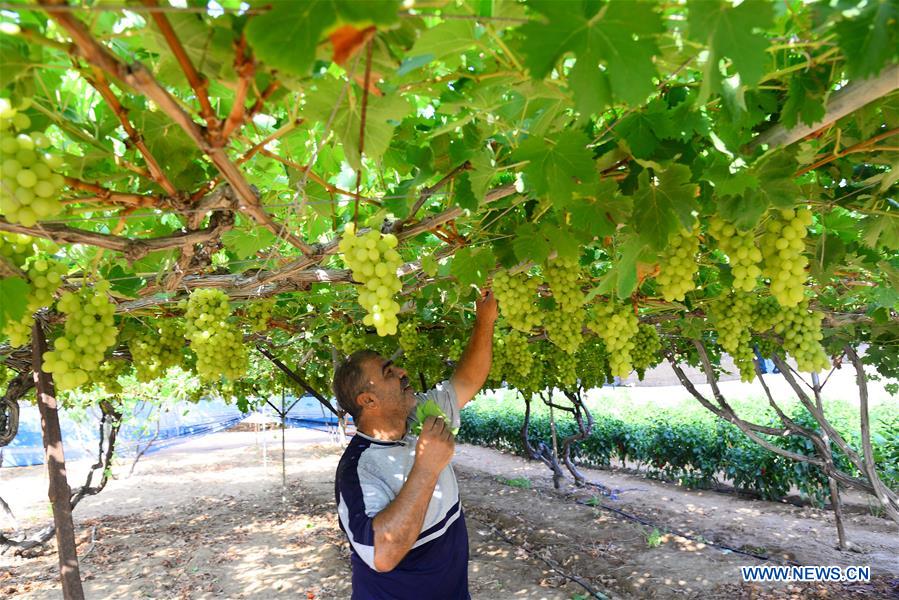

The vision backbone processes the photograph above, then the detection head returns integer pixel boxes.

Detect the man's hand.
[475,288,498,325]
[414,416,455,476]
[372,416,454,572]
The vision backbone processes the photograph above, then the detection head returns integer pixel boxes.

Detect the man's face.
[360,355,416,418]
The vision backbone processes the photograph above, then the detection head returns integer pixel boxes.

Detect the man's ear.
[357,391,378,412]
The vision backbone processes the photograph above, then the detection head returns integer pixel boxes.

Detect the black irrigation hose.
[572,480,802,566]
[467,512,612,600]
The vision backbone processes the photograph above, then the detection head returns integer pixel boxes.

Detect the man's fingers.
[422,415,446,435]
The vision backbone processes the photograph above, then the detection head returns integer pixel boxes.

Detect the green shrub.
[457,393,899,503]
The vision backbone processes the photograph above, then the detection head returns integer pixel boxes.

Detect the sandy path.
[1,429,897,599]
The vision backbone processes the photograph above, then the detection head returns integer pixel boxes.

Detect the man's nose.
[397,367,408,379]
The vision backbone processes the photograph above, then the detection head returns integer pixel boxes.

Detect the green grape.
[492,268,540,334]
[710,293,756,382]
[41,280,118,391]
[184,288,248,382]
[398,320,422,354]
[773,301,830,373]
[487,335,507,383]
[2,254,68,347]
[751,296,780,333]
[656,224,701,302]
[708,216,762,293]
[128,320,185,382]
[0,232,34,267]
[244,298,275,332]
[631,324,662,380]
[761,207,812,307]
[0,100,65,226]
[543,256,586,355]
[542,345,577,389]
[503,330,533,383]
[86,360,128,395]
[575,337,613,391]
[588,301,639,379]
[448,338,465,362]
[333,324,368,356]
[338,223,403,337]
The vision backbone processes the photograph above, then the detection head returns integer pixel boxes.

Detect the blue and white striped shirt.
[335,381,470,600]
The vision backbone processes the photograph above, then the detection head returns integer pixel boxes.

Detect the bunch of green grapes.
[543,309,585,355]
[42,280,118,391]
[487,336,507,383]
[503,329,533,382]
[338,223,403,336]
[543,257,586,354]
[0,99,66,226]
[656,225,701,301]
[2,254,67,342]
[773,301,830,373]
[333,324,367,356]
[448,338,465,362]
[545,346,577,389]
[129,320,185,382]
[575,337,613,391]
[0,232,34,267]
[708,216,762,293]
[88,360,128,395]
[183,288,248,382]
[631,324,662,380]
[244,298,275,332]
[587,302,639,379]
[1,255,68,347]
[760,207,813,307]
[751,296,780,333]
[398,320,423,354]
[710,293,756,382]
[492,269,541,333]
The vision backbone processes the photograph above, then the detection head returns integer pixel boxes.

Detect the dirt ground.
[2,428,898,600]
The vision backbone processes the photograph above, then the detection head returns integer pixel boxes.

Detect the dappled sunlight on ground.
[2,430,897,599]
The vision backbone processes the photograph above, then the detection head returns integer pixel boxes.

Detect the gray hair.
[332,349,381,420]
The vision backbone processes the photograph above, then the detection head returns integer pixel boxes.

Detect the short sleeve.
[415,380,461,430]
[336,454,397,571]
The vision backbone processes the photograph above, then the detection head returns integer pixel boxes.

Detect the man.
[333,290,497,600]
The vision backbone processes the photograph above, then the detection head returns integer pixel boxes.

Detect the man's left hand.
[475,289,498,325]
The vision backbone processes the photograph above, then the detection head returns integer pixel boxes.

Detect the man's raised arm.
[450,289,498,409]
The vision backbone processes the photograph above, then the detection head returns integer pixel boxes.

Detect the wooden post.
[281,389,287,501]
[31,319,85,600]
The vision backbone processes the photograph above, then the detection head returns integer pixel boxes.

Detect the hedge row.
[457,399,899,505]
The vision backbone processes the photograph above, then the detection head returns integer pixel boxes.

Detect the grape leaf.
[222,227,277,259]
[744,156,800,210]
[0,277,29,332]
[408,19,479,69]
[835,0,899,79]
[617,112,660,159]
[513,222,552,264]
[303,77,411,170]
[411,399,457,435]
[632,164,699,250]
[454,173,478,212]
[246,0,399,78]
[781,67,828,129]
[449,246,495,287]
[519,0,662,106]
[542,224,581,261]
[688,0,774,100]
[512,130,596,207]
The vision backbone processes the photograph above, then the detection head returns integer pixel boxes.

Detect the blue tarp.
[0,395,348,468]
[1,399,244,468]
